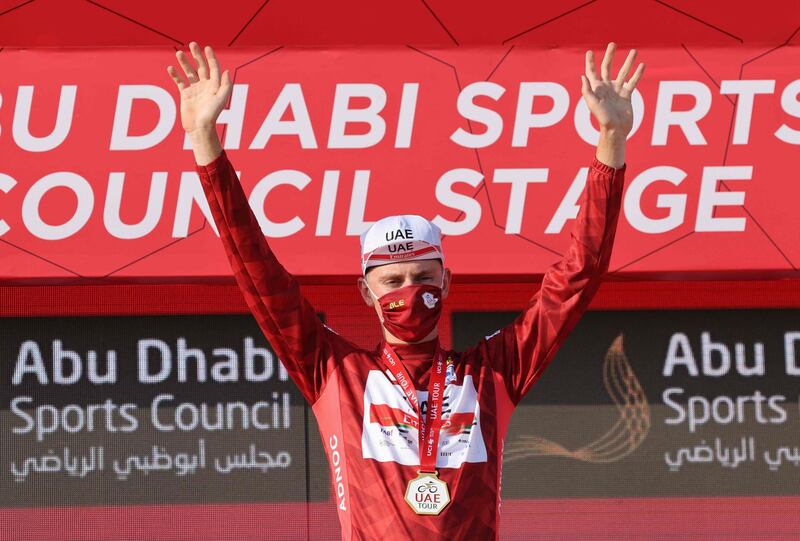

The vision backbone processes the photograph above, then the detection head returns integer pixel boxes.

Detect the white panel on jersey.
[361,370,488,467]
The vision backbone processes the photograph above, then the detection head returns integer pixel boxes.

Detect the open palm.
[582,43,645,136]
[167,42,232,134]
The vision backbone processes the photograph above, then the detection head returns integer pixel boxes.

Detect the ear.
[357,276,375,307]
[441,267,453,299]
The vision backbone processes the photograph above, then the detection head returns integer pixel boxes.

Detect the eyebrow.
[379,269,433,281]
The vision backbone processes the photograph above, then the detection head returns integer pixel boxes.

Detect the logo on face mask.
[421,292,439,310]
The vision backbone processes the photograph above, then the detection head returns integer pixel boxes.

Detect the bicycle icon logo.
[417,480,439,493]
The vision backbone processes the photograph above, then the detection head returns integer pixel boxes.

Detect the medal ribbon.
[379,342,447,473]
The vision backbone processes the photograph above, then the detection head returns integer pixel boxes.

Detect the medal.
[380,342,451,515]
[404,470,451,515]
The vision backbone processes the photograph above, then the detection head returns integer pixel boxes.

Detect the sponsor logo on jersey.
[361,371,487,467]
[444,357,456,386]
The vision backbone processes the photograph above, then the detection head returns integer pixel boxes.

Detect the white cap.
[360,215,444,274]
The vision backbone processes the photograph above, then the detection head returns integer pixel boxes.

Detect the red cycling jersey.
[196,151,624,540]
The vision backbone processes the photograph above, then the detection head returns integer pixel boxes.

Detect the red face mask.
[371,284,443,343]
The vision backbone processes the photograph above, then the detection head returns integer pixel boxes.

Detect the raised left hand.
[582,43,645,136]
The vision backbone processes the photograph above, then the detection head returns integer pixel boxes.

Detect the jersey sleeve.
[195,150,343,404]
[480,157,625,405]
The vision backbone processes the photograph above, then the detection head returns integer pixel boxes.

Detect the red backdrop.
[1,1,799,281]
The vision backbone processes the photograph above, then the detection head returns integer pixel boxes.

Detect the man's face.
[358,259,451,314]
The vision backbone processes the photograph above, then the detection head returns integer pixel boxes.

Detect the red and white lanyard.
[379,342,447,473]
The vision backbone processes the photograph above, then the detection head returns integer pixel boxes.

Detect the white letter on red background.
[494,168,548,234]
[775,80,800,144]
[395,83,419,148]
[695,166,751,232]
[346,171,374,235]
[22,172,94,240]
[433,168,483,235]
[104,172,168,239]
[249,170,311,238]
[512,83,569,147]
[0,173,16,236]
[13,85,77,152]
[652,81,711,146]
[720,80,775,145]
[111,85,176,150]
[250,83,317,149]
[451,82,505,148]
[328,84,387,149]
[315,171,339,236]
[624,166,687,233]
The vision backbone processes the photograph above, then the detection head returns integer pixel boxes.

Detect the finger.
[600,42,616,81]
[622,63,646,97]
[585,50,598,83]
[205,45,220,84]
[219,69,233,101]
[166,65,186,90]
[581,75,599,108]
[176,50,199,83]
[189,41,209,80]
[615,49,637,91]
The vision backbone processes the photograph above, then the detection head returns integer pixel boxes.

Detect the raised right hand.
[167,42,232,136]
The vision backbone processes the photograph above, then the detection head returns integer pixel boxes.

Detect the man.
[167,41,643,540]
